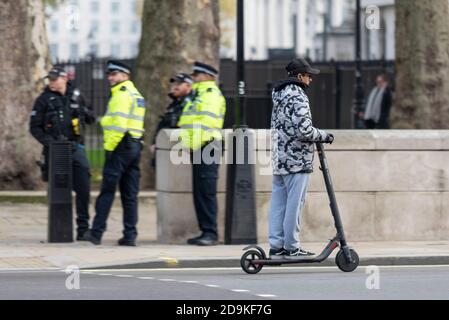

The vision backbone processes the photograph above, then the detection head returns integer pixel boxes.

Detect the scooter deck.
[252,256,326,266]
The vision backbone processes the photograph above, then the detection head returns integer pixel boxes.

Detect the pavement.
[1,191,449,271]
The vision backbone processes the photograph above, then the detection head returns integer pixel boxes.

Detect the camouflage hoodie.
[271,78,331,175]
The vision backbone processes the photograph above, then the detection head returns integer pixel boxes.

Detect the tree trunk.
[135,0,221,189]
[392,0,449,129]
[0,0,51,189]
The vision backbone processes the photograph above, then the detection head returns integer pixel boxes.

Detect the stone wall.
[156,130,449,244]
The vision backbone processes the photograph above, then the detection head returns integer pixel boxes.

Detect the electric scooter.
[240,142,359,274]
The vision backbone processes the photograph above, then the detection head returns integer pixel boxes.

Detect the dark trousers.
[364,120,377,129]
[72,148,91,235]
[192,149,220,240]
[365,119,390,130]
[92,139,142,240]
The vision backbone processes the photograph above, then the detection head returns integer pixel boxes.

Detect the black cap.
[106,60,131,74]
[286,57,320,76]
[170,73,193,85]
[192,61,219,77]
[44,67,68,80]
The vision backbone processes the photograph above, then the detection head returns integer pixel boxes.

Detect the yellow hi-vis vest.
[178,81,226,151]
[101,80,146,151]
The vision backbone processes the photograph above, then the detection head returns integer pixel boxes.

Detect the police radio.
[70,89,84,137]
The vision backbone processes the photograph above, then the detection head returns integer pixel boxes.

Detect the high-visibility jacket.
[101,80,146,151]
[178,81,226,150]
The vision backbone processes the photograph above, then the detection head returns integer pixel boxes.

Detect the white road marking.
[159,279,176,282]
[79,265,449,273]
[232,289,250,293]
[205,284,220,288]
[3,264,448,275]
[115,275,133,278]
[138,277,155,280]
[257,294,277,298]
[180,280,198,284]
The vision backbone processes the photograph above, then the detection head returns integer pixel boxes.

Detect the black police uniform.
[29,82,95,239]
[151,92,192,168]
[154,93,187,141]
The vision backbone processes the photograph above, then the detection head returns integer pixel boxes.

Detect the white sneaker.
[286,248,315,259]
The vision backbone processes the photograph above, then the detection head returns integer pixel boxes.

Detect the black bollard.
[225,128,257,245]
[224,0,257,245]
[48,141,73,243]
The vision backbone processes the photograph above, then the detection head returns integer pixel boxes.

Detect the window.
[49,44,58,62]
[67,2,79,33]
[131,0,137,14]
[70,25,79,34]
[90,20,99,34]
[111,21,120,34]
[111,44,121,57]
[70,44,79,61]
[91,1,99,13]
[89,44,99,57]
[315,48,321,60]
[50,20,58,34]
[111,1,120,14]
[131,21,140,34]
[131,43,139,58]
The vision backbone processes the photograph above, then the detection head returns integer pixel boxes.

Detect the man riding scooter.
[269,58,334,259]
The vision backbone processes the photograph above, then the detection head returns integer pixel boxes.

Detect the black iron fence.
[56,58,394,168]
[220,59,395,130]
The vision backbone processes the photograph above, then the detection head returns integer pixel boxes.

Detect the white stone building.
[221,0,356,61]
[361,0,395,60]
[46,0,142,62]
[45,0,409,63]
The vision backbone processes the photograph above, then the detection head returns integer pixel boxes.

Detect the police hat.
[106,60,131,75]
[44,67,68,80]
[170,73,193,85]
[192,61,219,78]
[286,57,320,76]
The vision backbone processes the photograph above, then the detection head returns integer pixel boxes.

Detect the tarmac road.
[1,265,449,300]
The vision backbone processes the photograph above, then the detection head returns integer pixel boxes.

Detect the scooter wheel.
[240,250,264,275]
[336,249,359,273]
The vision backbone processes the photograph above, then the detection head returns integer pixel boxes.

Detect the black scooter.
[240,142,359,274]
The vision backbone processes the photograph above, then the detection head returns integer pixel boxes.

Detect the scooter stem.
[316,142,348,248]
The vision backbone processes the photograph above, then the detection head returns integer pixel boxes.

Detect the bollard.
[225,128,257,245]
[48,141,73,243]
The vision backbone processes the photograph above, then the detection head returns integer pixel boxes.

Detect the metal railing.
[55,58,394,169]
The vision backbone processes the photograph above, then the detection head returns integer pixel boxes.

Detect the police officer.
[84,60,145,247]
[30,67,95,241]
[178,62,227,246]
[150,73,194,165]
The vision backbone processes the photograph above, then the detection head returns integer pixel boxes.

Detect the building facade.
[46,0,142,62]
[361,0,395,60]
[46,0,407,63]
[221,0,355,61]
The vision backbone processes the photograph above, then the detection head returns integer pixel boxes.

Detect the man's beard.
[299,81,309,91]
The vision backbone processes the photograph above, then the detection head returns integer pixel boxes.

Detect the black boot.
[187,234,204,245]
[118,238,137,247]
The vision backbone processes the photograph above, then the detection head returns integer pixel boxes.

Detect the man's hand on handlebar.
[325,134,334,144]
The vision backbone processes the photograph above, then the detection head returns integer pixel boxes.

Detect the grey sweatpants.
[268,173,311,251]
